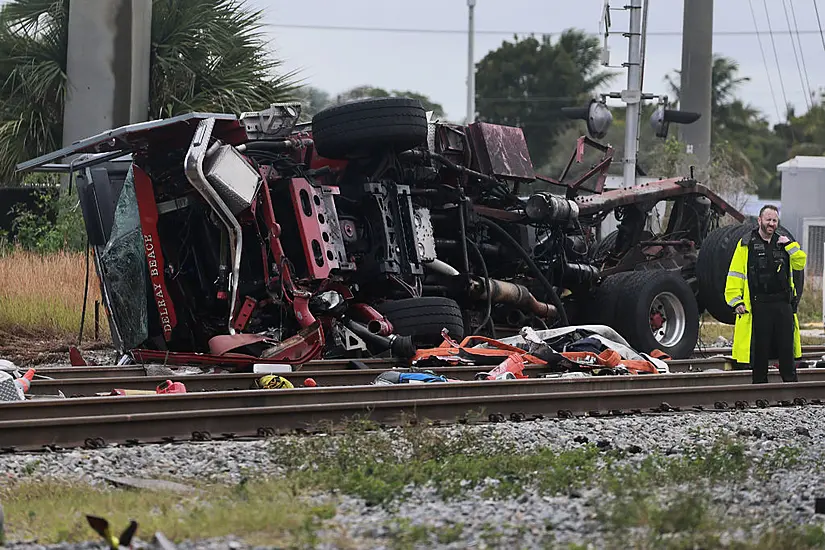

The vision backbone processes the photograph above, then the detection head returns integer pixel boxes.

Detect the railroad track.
[7,370,825,421]
[24,358,825,397]
[26,352,825,396]
[3,373,825,452]
[2,346,823,452]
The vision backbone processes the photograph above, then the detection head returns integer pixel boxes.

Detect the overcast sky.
[255,0,825,125]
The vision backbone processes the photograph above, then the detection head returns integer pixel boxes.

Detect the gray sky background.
[255,0,825,125]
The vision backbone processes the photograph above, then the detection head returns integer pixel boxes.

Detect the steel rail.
[6,370,825,422]
[27,346,825,380]
[27,366,552,396]
[2,380,825,451]
[26,359,733,395]
[31,357,402,379]
[28,357,825,396]
[28,355,730,381]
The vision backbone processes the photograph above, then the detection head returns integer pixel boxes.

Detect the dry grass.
[797,276,823,326]
[699,321,825,347]
[0,249,109,345]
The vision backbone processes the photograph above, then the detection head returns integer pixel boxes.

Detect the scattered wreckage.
[17,97,747,369]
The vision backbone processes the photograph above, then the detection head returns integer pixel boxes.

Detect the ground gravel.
[3,406,825,548]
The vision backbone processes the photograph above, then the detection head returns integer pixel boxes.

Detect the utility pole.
[679,0,713,166]
[621,0,644,188]
[63,0,152,148]
[466,0,477,124]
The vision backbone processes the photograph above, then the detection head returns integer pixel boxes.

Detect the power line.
[815,0,825,53]
[788,0,815,106]
[749,0,783,121]
[264,22,825,38]
[781,0,812,108]
[475,96,585,103]
[762,0,792,118]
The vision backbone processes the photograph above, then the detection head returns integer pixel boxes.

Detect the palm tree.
[665,55,755,134]
[0,0,297,183]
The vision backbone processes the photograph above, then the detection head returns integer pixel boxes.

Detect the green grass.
[0,477,335,547]
[700,319,825,347]
[4,422,823,547]
[598,489,825,550]
[382,518,465,550]
[272,422,801,508]
[797,277,823,325]
[272,420,603,506]
[271,422,825,549]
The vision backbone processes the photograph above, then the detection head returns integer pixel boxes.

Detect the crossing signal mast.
[564,0,701,188]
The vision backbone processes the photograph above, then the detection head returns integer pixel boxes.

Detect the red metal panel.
[233,296,257,332]
[133,165,178,341]
[467,122,535,182]
[288,178,340,280]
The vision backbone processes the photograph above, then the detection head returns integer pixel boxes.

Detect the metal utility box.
[777,156,825,280]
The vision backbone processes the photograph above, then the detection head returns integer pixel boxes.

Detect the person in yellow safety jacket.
[724,205,807,384]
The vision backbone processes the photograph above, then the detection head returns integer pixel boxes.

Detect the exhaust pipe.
[348,303,394,336]
[470,278,557,319]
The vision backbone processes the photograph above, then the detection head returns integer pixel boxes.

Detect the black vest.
[745,230,790,300]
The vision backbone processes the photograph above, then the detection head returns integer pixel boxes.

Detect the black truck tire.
[697,222,803,325]
[604,270,700,359]
[311,97,429,160]
[376,297,465,346]
[590,271,637,326]
[696,224,745,325]
[589,230,618,263]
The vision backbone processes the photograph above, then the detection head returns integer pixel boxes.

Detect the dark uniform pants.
[750,300,797,383]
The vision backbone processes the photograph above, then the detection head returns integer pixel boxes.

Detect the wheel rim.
[648,291,686,348]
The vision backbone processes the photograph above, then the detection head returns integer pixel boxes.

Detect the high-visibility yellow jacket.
[724,234,807,364]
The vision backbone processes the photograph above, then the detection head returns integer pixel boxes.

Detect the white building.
[777,156,825,280]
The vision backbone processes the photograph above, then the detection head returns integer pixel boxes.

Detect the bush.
[2,188,87,254]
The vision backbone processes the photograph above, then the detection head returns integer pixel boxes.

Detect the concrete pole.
[679,0,713,166]
[63,0,152,148]
[622,0,644,188]
[466,0,476,124]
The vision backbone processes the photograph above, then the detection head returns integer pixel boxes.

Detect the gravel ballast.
[3,406,825,548]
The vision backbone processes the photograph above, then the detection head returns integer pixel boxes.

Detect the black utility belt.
[751,290,791,303]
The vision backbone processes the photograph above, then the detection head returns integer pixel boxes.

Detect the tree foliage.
[474,30,614,167]
[333,85,446,118]
[291,86,332,119]
[665,55,825,199]
[149,0,296,119]
[0,0,68,185]
[0,0,297,184]
[291,84,446,121]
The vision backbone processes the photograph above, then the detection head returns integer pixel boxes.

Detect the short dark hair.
[759,204,779,217]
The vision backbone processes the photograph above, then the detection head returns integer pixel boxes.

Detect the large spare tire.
[311,97,428,159]
[696,222,803,325]
[375,297,464,347]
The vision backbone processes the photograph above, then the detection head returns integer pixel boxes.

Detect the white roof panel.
[777,156,825,171]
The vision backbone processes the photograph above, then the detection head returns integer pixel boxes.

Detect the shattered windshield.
[98,165,149,349]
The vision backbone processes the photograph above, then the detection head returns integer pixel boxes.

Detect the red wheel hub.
[650,312,665,330]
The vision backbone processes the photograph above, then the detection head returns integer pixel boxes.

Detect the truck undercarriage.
[17,97,747,363]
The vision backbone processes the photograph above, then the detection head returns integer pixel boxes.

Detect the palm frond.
[0,0,66,183]
[149,0,299,118]
[0,0,298,183]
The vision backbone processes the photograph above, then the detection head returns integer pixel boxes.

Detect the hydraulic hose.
[477,217,569,326]
[342,319,417,359]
